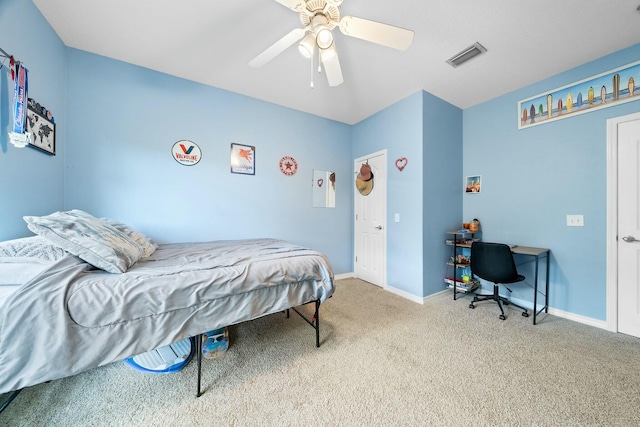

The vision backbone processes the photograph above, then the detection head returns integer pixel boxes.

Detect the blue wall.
[0,0,66,239]
[64,49,353,274]
[464,43,640,320]
[422,91,463,296]
[350,91,462,299]
[352,92,425,297]
[4,0,640,321]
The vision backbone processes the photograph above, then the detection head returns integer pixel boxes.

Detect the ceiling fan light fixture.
[316,28,334,50]
[319,43,337,62]
[250,0,414,88]
[298,33,316,58]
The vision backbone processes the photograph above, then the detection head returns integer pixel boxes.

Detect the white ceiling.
[33,0,640,125]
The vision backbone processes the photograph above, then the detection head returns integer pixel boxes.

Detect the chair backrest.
[470,242,520,284]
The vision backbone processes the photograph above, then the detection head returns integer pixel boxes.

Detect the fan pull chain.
[310,54,314,89]
[310,44,316,89]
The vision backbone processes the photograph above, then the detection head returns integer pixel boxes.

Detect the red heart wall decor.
[396,157,408,171]
[317,178,324,187]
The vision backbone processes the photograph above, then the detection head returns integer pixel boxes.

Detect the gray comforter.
[0,239,334,393]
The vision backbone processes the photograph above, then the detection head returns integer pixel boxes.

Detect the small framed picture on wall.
[26,107,56,155]
[465,175,481,193]
[230,143,255,175]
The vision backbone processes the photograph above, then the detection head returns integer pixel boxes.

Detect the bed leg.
[315,299,320,348]
[196,334,203,398]
[289,300,322,347]
[0,389,22,414]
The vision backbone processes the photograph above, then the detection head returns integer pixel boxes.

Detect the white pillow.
[101,218,157,258]
[0,236,67,261]
[23,210,144,273]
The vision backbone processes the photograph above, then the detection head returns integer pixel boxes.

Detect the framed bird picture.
[230,143,255,175]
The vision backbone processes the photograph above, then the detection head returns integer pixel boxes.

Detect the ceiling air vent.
[446,42,487,68]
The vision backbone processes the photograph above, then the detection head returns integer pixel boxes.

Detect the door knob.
[375,226,383,230]
[622,236,639,243]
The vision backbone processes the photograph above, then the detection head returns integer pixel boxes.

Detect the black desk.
[446,231,551,325]
[510,246,550,325]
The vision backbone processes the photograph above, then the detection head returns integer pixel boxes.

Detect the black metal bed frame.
[195,298,321,398]
[0,299,322,413]
[0,389,21,415]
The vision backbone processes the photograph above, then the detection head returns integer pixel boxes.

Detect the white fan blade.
[274,0,305,12]
[249,28,306,68]
[320,45,344,87]
[339,16,414,51]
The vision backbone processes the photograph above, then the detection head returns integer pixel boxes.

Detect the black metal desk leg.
[533,254,539,325]
[196,334,203,398]
[545,253,550,313]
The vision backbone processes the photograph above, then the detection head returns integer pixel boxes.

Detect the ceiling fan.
[249,0,414,87]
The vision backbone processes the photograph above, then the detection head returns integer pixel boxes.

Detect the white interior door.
[618,117,640,338]
[354,151,386,287]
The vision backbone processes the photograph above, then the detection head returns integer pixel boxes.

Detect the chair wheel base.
[469,303,475,309]
[499,314,506,320]
[522,312,529,317]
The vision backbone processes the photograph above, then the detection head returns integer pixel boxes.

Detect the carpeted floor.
[2,278,640,426]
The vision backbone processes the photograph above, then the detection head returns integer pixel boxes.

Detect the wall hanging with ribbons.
[1,47,30,148]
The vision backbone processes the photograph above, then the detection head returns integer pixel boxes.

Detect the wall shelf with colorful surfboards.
[518,59,640,129]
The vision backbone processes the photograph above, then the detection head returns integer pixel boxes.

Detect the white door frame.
[606,111,640,332]
[354,149,387,288]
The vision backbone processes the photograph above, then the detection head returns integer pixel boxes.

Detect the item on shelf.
[469,219,480,232]
[446,237,477,246]
[446,229,480,300]
[450,254,470,265]
[444,277,479,293]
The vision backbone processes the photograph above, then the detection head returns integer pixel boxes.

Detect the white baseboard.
[334,272,354,281]
[424,289,450,303]
[546,306,608,330]
[505,296,607,330]
[499,296,608,330]
[335,275,609,330]
[334,273,424,304]
[384,284,424,304]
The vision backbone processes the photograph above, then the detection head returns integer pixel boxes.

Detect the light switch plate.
[394,213,400,222]
[566,214,584,226]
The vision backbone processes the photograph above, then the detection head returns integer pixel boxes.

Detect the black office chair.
[469,242,529,320]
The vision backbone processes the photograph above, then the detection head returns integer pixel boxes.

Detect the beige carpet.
[2,278,640,426]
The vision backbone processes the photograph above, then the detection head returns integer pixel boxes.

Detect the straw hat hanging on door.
[355,163,374,196]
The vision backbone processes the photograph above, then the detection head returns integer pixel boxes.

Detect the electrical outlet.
[394,213,400,222]
[566,214,584,227]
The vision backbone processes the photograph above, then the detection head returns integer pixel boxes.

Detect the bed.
[0,210,335,398]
